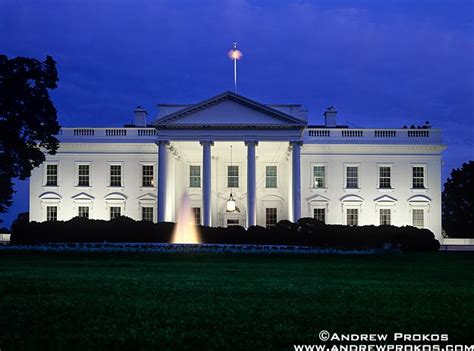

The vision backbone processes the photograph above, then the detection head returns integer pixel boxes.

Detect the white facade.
[29,91,445,240]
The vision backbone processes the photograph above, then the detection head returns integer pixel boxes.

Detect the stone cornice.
[301,144,446,155]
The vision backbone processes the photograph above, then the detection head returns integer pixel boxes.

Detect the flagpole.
[229,42,242,94]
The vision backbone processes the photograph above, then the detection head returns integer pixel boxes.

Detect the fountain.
[171,191,201,244]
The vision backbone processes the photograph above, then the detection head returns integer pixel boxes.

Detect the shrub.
[10,216,440,251]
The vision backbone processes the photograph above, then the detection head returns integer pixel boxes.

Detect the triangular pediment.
[374,195,397,203]
[155,91,307,128]
[72,192,95,201]
[137,193,157,201]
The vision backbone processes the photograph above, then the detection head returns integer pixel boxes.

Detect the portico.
[153,91,308,227]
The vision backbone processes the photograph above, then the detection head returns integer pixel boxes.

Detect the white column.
[246,141,258,227]
[290,141,302,222]
[200,140,213,227]
[157,140,169,222]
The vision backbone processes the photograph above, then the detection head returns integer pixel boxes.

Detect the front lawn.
[0,252,472,350]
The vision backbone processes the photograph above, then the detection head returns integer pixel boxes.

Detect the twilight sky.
[1,0,473,227]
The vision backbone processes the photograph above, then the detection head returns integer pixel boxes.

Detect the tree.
[0,55,59,215]
[442,161,474,238]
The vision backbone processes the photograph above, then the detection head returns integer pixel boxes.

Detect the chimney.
[134,106,148,127]
[324,105,337,127]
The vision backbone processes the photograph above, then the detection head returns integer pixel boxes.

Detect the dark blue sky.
[1,0,473,227]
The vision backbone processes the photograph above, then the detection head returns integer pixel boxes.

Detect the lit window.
[412,167,425,189]
[379,167,391,189]
[347,208,358,226]
[227,165,239,188]
[346,166,359,189]
[110,206,121,219]
[313,166,326,188]
[192,207,201,225]
[78,206,89,219]
[265,166,277,188]
[265,208,277,228]
[142,165,154,187]
[189,165,201,188]
[78,165,90,187]
[412,209,424,228]
[110,165,122,187]
[46,164,58,186]
[313,208,325,223]
[142,207,153,222]
[379,208,391,225]
[46,206,57,221]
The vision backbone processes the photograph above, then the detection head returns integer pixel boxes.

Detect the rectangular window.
[227,219,239,226]
[346,166,359,189]
[379,166,391,189]
[412,166,425,189]
[110,165,122,187]
[78,165,90,187]
[189,165,201,188]
[46,164,58,186]
[110,206,121,220]
[78,206,89,219]
[313,208,326,223]
[412,209,424,228]
[379,208,391,225]
[265,208,277,228]
[347,208,358,226]
[142,207,153,222]
[227,165,239,188]
[142,165,154,187]
[192,207,201,225]
[313,166,326,188]
[265,166,277,188]
[46,206,57,221]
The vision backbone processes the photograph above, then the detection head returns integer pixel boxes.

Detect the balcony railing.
[304,128,442,144]
[59,128,157,139]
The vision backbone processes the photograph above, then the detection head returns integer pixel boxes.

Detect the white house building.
[29,91,446,240]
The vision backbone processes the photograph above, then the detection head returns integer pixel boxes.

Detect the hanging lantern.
[226,193,236,212]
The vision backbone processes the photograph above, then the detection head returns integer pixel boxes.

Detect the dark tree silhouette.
[0,55,60,215]
[442,161,474,238]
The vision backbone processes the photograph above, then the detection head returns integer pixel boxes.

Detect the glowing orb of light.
[228,49,243,60]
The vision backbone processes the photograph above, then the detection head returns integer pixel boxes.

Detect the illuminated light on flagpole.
[228,42,242,92]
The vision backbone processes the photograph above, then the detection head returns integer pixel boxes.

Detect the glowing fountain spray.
[171,192,201,244]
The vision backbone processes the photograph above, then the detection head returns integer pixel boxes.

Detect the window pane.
[142,207,153,222]
[110,206,121,219]
[46,164,58,186]
[313,208,325,223]
[347,208,358,226]
[78,165,90,186]
[46,206,57,221]
[265,166,277,188]
[227,219,239,226]
[346,166,358,188]
[379,167,391,189]
[265,208,277,228]
[78,206,89,219]
[313,166,326,188]
[142,165,154,187]
[412,209,424,228]
[412,167,425,189]
[110,165,122,187]
[227,166,239,188]
[189,165,201,188]
[379,208,391,225]
[192,207,201,225]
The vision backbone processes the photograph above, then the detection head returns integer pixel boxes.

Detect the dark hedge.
[10,216,440,251]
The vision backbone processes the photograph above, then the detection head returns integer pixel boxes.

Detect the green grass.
[0,252,473,350]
